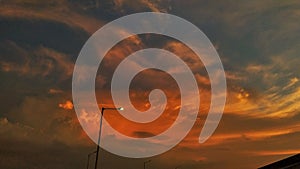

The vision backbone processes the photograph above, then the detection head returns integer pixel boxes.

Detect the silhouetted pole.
[94,107,124,169]
[94,107,104,169]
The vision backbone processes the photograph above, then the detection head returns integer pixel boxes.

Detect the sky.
[1,0,300,168]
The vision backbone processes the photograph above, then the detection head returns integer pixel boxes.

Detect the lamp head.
[118,107,124,111]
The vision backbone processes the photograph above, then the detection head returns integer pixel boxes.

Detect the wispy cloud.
[0,43,74,79]
[0,0,103,34]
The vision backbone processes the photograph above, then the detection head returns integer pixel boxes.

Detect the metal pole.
[94,108,105,169]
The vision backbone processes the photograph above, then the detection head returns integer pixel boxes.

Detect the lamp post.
[94,107,124,169]
[143,160,151,169]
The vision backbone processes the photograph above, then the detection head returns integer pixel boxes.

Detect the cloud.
[251,149,300,156]
[4,96,91,147]
[163,41,205,73]
[0,117,50,144]
[0,0,104,34]
[59,100,74,110]
[222,47,300,119]
[48,88,64,94]
[113,0,171,13]
[0,42,74,80]
[132,131,156,138]
[1,1,300,168]
[207,123,300,146]
[283,77,299,90]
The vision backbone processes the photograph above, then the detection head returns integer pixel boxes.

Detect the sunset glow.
[1,0,300,168]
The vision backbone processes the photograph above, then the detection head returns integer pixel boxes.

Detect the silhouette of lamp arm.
[94,107,124,169]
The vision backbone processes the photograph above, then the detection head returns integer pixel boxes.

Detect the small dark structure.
[258,154,300,169]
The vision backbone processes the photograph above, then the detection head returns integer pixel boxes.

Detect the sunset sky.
[1,0,300,169]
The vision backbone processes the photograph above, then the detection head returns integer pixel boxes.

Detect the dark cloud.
[132,131,155,138]
[0,17,88,55]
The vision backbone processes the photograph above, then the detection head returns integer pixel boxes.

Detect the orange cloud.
[59,100,74,110]
[48,88,64,94]
[163,41,205,73]
[113,0,169,13]
[283,77,299,90]
[251,150,300,156]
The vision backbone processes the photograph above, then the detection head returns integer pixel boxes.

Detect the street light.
[144,160,151,169]
[94,107,124,169]
[87,151,96,169]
